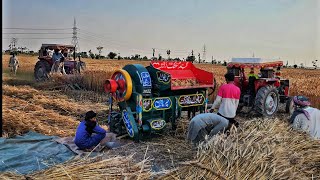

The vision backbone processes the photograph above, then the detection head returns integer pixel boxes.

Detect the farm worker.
[289,96,320,140]
[187,113,229,145]
[247,68,258,94]
[8,52,19,76]
[208,72,241,127]
[51,48,66,74]
[248,68,258,79]
[74,111,117,150]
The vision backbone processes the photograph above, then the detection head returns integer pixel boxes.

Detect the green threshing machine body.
[104,61,215,141]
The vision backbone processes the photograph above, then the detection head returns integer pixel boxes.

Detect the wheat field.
[1,54,320,179]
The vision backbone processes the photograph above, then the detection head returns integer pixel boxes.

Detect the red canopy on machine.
[151,61,215,90]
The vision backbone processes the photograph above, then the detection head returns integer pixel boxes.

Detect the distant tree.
[108,52,117,59]
[96,46,103,58]
[293,64,298,68]
[142,56,148,60]
[132,54,140,60]
[312,60,318,69]
[158,54,162,60]
[186,55,195,63]
[223,60,227,66]
[300,63,304,68]
[217,61,221,64]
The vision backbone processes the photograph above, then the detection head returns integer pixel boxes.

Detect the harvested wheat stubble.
[3,95,78,137]
[0,155,151,180]
[160,119,320,180]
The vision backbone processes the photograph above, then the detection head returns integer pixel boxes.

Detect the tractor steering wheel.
[208,78,217,96]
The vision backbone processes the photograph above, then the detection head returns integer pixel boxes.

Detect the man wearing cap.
[74,111,116,150]
[289,96,320,140]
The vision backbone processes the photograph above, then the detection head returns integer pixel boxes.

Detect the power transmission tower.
[72,17,79,51]
[152,48,155,59]
[202,44,206,62]
[10,38,18,51]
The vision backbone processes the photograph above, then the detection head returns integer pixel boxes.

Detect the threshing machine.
[104,61,216,141]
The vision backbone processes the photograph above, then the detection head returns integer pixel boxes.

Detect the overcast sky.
[2,0,319,66]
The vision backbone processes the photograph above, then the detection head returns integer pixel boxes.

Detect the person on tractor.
[74,111,117,150]
[8,52,19,76]
[248,68,258,79]
[247,68,258,94]
[187,72,241,145]
[289,96,320,140]
[51,48,66,74]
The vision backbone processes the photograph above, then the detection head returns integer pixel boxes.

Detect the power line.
[2,32,72,34]
[3,27,71,30]
[3,37,71,39]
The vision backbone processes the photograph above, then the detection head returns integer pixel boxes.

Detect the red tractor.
[227,58,293,117]
[34,44,86,81]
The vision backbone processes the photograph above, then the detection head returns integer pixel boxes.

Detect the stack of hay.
[0,155,151,180]
[161,118,320,179]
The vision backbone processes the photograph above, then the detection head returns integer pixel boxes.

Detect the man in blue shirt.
[51,48,66,74]
[74,111,115,150]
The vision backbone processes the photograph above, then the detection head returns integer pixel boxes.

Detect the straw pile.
[0,155,151,180]
[160,118,320,179]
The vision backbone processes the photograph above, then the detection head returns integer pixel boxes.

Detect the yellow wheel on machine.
[111,69,133,101]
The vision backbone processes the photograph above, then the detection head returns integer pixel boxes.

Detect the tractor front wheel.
[34,60,51,81]
[255,85,280,117]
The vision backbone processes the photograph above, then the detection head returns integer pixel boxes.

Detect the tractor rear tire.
[34,60,51,81]
[285,96,294,116]
[254,85,280,117]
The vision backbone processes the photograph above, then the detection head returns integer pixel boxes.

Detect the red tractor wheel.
[255,85,280,117]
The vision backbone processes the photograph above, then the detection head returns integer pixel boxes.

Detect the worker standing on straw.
[74,111,116,150]
[8,52,19,76]
[208,72,241,127]
[289,96,320,140]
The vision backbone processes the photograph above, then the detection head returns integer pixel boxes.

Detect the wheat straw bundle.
[0,155,151,180]
[160,119,320,179]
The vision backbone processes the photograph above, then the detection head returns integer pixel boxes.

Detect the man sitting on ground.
[289,96,320,140]
[74,111,116,150]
